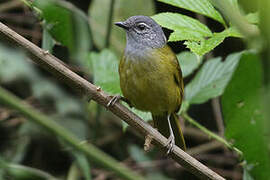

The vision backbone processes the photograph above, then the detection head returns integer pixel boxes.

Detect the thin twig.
[182,112,243,158]
[0,21,225,180]
[105,0,115,48]
[187,141,222,156]
[211,98,224,136]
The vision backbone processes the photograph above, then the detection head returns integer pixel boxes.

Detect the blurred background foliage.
[0,0,269,179]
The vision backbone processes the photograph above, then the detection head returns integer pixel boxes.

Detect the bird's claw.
[165,134,175,155]
[107,95,122,107]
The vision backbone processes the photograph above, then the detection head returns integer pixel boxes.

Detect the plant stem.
[0,86,146,180]
[19,0,42,15]
[182,112,243,158]
[105,0,115,48]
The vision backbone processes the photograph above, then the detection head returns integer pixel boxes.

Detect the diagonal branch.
[0,21,225,180]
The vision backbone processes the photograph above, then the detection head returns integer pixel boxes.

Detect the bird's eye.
[137,23,146,31]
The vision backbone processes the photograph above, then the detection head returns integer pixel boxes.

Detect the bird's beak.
[114,21,129,30]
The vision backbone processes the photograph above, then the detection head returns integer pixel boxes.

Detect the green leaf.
[177,51,202,77]
[88,49,120,94]
[168,28,204,42]
[158,0,225,24]
[184,27,239,56]
[185,52,242,104]
[222,52,270,180]
[152,13,212,40]
[89,0,155,55]
[34,0,92,62]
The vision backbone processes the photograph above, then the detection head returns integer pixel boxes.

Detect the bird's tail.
[152,113,186,150]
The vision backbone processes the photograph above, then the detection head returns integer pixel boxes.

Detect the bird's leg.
[107,95,133,108]
[165,114,175,154]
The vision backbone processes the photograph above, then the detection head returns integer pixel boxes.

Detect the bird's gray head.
[115,16,166,49]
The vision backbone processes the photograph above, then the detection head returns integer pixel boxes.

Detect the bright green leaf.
[34,0,92,62]
[185,52,242,104]
[88,49,121,94]
[158,0,225,24]
[168,28,204,42]
[177,51,202,77]
[185,28,235,56]
[222,52,270,180]
[152,13,212,40]
[89,0,155,55]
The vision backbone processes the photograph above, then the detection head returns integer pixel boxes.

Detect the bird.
[108,15,186,154]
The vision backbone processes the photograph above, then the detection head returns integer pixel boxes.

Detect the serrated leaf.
[158,0,225,24]
[177,51,202,77]
[185,52,242,104]
[222,52,270,180]
[184,27,241,56]
[89,0,155,55]
[34,0,92,62]
[152,13,212,40]
[169,28,204,42]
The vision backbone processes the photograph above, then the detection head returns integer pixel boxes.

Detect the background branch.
[0,21,225,180]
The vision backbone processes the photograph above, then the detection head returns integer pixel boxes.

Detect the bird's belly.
[120,59,180,115]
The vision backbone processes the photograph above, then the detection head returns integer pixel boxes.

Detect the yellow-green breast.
[119,45,183,115]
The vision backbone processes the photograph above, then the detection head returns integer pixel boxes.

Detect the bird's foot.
[107,95,133,108]
[107,95,122,107]
[165,133,175,155]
